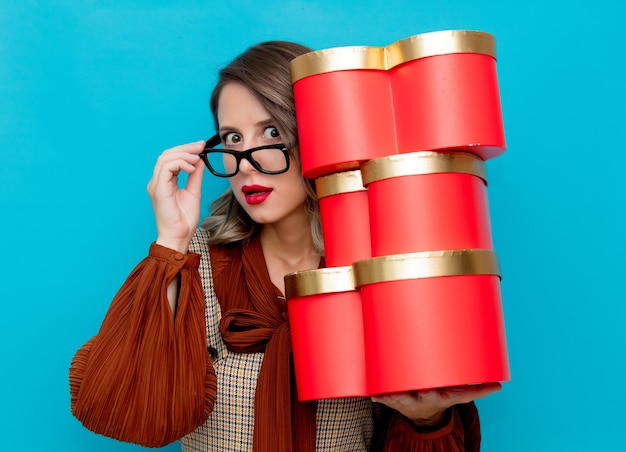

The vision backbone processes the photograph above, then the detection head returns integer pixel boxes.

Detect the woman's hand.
[371,382,502,428]
[147,141,206,253]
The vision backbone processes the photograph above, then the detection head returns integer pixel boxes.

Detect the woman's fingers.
[184,156,205,199]
[147,141,205,197]
[440,382,502,404]
[146,141,207,251]
[371,382,503,422]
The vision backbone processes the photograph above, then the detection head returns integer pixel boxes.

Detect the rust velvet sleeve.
[69,243,217,448]
[373,402,481,451]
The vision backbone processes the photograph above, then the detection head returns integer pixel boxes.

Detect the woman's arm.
[70,140,213,446]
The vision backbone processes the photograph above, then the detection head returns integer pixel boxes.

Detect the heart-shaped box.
[290,30,506,178]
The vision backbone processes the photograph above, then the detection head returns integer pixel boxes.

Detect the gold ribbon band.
[315,170,366,199]
[285,266,355,299]
[352,249,501,287]
[290,30,496,83]
[360,151,488,186]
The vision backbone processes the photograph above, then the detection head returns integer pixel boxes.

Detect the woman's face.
[217,81,308,226]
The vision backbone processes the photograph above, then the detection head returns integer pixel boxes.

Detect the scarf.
[210,236,317,452]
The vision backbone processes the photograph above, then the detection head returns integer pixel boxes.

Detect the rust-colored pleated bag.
[69,244,217,448]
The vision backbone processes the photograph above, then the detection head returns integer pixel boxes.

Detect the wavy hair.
[201,41,323,254]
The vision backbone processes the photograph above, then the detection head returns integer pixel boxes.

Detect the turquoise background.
[2,0,625,450]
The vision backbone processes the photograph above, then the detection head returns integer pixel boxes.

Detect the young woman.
[70,40,501,451]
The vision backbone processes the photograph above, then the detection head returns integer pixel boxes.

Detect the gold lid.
[284,266,356,299]
[360,151,487,186]
[290,45,386,83]
[352,249,500,287]
[290,30,496,83]
[315,170,366,199]
[386,30,496,69]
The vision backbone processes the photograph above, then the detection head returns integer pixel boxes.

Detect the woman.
[70,40,501,451]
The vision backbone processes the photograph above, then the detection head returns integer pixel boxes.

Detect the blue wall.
[2,1,625,450]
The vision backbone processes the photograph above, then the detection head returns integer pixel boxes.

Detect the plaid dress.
[181,229,374,451]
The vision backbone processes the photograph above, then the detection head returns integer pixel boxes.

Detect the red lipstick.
[242,184,273,205]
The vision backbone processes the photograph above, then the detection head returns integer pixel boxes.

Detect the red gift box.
[285,266,368,400]
[352,250,510,394]
[360,151,493,256]
[316,170,371,266]
[290,30,505,178]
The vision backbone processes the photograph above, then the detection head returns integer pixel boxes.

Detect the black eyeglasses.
[199,134,291,178]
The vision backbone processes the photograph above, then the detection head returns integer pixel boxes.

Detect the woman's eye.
[222,132,242,146]
[263,127,280,140]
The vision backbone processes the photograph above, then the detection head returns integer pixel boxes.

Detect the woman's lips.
[242,185,273,205]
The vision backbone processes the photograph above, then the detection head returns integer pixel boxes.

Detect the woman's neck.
[260,218,321,294]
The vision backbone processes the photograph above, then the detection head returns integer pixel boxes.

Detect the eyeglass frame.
[199,134,291,178]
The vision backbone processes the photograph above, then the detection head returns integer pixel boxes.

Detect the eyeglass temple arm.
[205,134,221,149]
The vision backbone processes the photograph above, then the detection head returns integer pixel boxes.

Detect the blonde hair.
[201,41,324,254]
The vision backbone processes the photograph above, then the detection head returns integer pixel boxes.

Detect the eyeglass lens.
[206,147,288,176]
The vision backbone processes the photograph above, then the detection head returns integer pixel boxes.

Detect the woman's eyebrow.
[218,118,275,135]
[256,118,276,127]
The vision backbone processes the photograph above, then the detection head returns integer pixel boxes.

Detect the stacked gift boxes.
[284,30,510,401]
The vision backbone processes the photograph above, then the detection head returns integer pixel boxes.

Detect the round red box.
[285,266,368,400]
[316,170,371,266]
[361,151,493,256]
[352,250,510,394]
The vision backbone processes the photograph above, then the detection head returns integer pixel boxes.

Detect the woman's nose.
[237,138,264,175]
[237,154,257,175]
